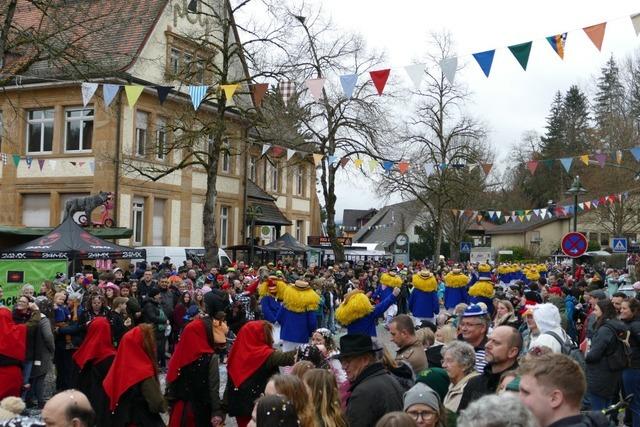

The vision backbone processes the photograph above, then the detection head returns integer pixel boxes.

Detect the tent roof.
[0,218,145,260]
[265,233,310,253]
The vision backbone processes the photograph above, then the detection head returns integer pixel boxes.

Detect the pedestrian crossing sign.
[460,242,472,253]
[611,237,628,253]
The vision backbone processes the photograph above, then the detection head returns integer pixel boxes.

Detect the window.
[152,199,165,245]
[132,198,145,245]
[268,162,279,192]
[195,59,205,84]
[65,108,94,152]
[220,206,229,247]
[135,111,149,157]
[600,233,610,247]
[169,48,180,75]
[22,194,50,227]
[183,53,193,76]
[249,156,257,181]
[156,118,167,160]
[27,109,54,153]
[295,165,304,196]
[296,220,303,242]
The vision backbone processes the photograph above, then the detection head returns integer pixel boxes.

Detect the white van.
[137,246,232,268]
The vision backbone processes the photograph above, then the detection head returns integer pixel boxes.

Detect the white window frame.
[156,117,167,160]
[64,107,94,152]
[296,220,303,242]
[132,199,145,246]
[269,162,279,192]
[249,156,257,182]
[295,165,304,196]
[135,111,149,157]
[26,108,54,154]
[169,48,180,75]
[220,206,229,247]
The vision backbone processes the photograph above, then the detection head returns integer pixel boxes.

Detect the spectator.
[249,394,300,427]
[492,300,519,329]
[529,303,570,353]
[375,412,418,427]
[389,315,429,373]
[457,394,537,427]
[426,325,456,368]
[27,298,54,409]
[441,341,478,417]
[621,298,640,427]
[458,304,489,373]
[108,297,131,346]
[264,375,315,427]
[303,369,348,427]
[611,292,628,315]
[403,383,444,427]
[141,288,169,369]
[41,390,95,427]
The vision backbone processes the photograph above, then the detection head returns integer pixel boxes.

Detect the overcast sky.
[295,0,640,221]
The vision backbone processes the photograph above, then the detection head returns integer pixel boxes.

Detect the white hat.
[532,303,561,333]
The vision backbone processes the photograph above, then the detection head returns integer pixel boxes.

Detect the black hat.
[148,288,161,299]
[334,334,380,359]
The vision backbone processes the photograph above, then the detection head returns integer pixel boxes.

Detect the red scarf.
[227,321,274,388]
[73,317,116,370]
[103,326,156,411]
[0,308,26,361]
[166,319,213,383]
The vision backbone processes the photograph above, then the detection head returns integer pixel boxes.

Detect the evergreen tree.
[563,85,591,152]
[594,56,628,150]
[539,91,566,155]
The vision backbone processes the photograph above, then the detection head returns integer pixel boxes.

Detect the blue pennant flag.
[102,84,120,107]
[439,162,448,170]
[188,85,208,110]
[339,74,358,98]
[630,147,640,161]
[472,49,496,77]
[559,157,573,172]
[327,155,337,165]
[382,161,394,172]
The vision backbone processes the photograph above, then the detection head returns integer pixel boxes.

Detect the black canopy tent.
[265,233,313,265]
[0,217,145,260]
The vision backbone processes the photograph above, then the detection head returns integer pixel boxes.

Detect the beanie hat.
[403,383,440,413]
[415,368,450,402]
[532,303,561,333]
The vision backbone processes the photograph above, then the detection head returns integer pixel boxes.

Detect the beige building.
[0,0,321,252]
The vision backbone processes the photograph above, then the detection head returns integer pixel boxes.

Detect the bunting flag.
[542,159,554,169]
[439,57,458,85]
[261,144,271,156]
[339,74,358,98]
[37,159,45,171]
[481,163,493,175]
[527,160,538,175]
[631,147,640,161]
[70,162,76,167]
[404,64,425,89]
[124,85,144,107]
[271,146,284,157]
[327,155,337,165]
[252,83,269,107]
[81,82,99,107]
[398,161,409,174]
[354,158,363,169]
[583,22,607,51]
[155,86,173,105]
[286,149,296,161]
[25,157,33,168]
[188,85,208,110]
[382,160,394,172]
[595,153,607,167]
[424,163,434,176]
[632,14,640,36]
[585,201,591,209]
[305,78,326,100]
[12,155,20,167]
[546,33,567,59]
[340,157,350,168]
[473,50,496,77]
[579,154,589,166]
[103,84,120,107]
[313,154,323,166]
[369,69,391,95]
[508,41,533,70]
[559,157,573,172]
[368,159,379,172]
[220,84,239,101]
[278,81,295,106]
[0,153,6,165]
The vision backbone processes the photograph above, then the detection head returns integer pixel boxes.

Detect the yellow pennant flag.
[124,85,144,107]
[579,155,589,166]
[354,158,364,169]
[368,159,379,172]
[313,154,323,166]
[221,84,239,101]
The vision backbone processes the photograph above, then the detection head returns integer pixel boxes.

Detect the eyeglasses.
[407,410,437,421]
[460,322,483,328]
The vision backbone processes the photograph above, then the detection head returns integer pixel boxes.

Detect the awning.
[247,180,291,226]
[0,225,133,239]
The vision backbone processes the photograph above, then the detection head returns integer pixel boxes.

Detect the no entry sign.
[561,232,588,258]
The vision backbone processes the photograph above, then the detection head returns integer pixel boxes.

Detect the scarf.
[166,319,213,383]
[72,317,116,370]
[226,321,274,388]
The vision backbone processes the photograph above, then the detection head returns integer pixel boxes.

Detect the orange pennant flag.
[313,154,323,166]
[451,209,459,217]
[583,22,607,51]
[252,83,269,107]
[481,163,493,175]
[398,161,410,174]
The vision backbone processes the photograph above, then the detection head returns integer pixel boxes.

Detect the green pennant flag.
[12,155,20,167]
[542,159,554,169]
[508,41,533,71]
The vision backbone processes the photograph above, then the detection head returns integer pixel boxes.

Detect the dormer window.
[187,0,198,13]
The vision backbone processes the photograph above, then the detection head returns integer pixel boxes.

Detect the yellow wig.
[477,263,492,273]
[281,285,320,313]
[258,279,286,299]
[412,274,437,292]
[380,272,403,288]
[468,280,495,298]
[525,269,540,282]
[335,291,373,326]
[444,271,469,288]
[537,264,547,273]
[497,264,510,275]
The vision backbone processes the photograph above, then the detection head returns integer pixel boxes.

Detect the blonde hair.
[437,325,457,344]
[291,361,315,380]
[270,374,317,427]
[303,369,348,427]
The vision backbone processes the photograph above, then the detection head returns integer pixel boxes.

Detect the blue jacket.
[409,289,439,319]
[469,295,494,314]
[276,307,317,344]
[372,285,393,304]
[260,296,281,323]
[347,293,396,337]
[444,287,468,310]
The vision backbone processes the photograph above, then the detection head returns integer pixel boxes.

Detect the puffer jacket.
[585,318,628,399]
[625,316,640,369]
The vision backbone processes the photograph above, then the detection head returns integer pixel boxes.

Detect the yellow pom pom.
[412,274,437,292]
[335,292,373,326]
[258,279,286,300]
[444,272,469,288]
[526,270,540,282]
[380,273,403,288]
[281,285,320,313]
[468,280,495,298]
[478,263,492,273]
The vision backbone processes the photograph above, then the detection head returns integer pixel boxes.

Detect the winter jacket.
[395,339,428,373]
[30,315,55,378]
[624,316,640,369]
[585,318,628,399]
[141,300,167,337]
[259,296,281,323]
[458,360,518,411]
[409,289,439,319]
[346,293,397,337]
[346,362,404,427]
[158,288,178,322]
[546,412,612,427]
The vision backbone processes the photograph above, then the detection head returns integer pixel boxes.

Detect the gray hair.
[20,283,35,295]
[457,394,538,427]
[441,341,476,374]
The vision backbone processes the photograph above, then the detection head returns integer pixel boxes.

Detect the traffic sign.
[460,242,472,253]
[611,237,628,253]
[561,232,588,258]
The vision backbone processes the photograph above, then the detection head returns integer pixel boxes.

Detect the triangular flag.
[70,161,77,167]
[508,41,533,70]
[511,215,517,222]
[519,215,526,222]
[81,82,99,107]
[252,83,268,107]
[546,33,567,59]
[124,85,144,107]
[354,158,363,169]
[579,154,590,166]
[220,84,239,101]
[477,215,483,223]
[37,159,45,171]
[439,163,448,171]
[496,211,502,219]
[305,78,326,100]
[382,160,394,172]
[469,164,477,172]
[286,149,296,161]
[261,144,271,156]
[472,50,495,77]
[583,22,607,51]
[271,146,284,157]
[616,150,623,164]
[424,164,434,176]
[25,157,33,168]
[578,202,584,211]
[340,157,350,168]
[533,208,540,217]
[327,155,337,165]
[154,86,173,105]
[540,208,547,218]
[89,161,95,173]
[559,157,573,172]
[585,201,591,209]
[439,57,458,85]
[526,160,538,175]
[12,155,20,167]
[339,74,358,98]
[631,147,640,161]
[102,84,120,107]
[49,160,56,171]
[78,161,85,167]
[313,154,323,166]
[278,81,295,106]
[369,69,391,96]
[595,153,607,168]
[398,161,409,174]
[188,85,208,110]
[368,159,379,172]
[481,163,493,175]
[542,159,554,169]
[592,199,599,208]
[404,64,425,89]
[452,209,459,217]
[632,14,640,36]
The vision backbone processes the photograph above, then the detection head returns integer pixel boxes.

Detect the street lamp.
[565,175,587,233]
[246,205,263,266]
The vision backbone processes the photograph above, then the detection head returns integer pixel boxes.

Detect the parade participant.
[103,324,166,427]
[257,275,284,343]
[224,321,295,427]
[0,308,27,399]
[443,268,469,311]
[72,317,115,427]
[374,270,403,325]
[467,264,495,315]
[335,287,400,337]
[409,270,439,324]
[166,315,223,427]
[276,280,320,352]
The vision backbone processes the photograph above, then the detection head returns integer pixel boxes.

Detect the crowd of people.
[0,256,638,427]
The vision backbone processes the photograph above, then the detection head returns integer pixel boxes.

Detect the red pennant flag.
[369,69,391,96]
[599,196,606,205]
[526,160,538,175]
[271,146,284,157]
[340,157,350,168]
[481,163,493,175]
[584,201,591,210]
[609,195,616,204]
[583,22,607,51]
[398,161,410,174]
[252,83,269,107]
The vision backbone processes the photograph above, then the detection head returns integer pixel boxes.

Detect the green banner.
[0,260,67,307]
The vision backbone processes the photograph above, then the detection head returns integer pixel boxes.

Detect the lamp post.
[246,205,263,266]
[565,176,587,274]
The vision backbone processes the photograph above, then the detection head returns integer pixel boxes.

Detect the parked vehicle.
[134,246,231,268]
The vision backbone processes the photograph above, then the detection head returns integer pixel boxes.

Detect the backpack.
[545,331,586,372]
[602,324,631,371]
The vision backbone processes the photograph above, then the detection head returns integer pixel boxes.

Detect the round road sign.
[561,232,588,258]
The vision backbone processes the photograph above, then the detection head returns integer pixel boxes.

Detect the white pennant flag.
[404,63,425,89]
[287,149,296,161]
[50,160,57,171]
[468,163,477,172]
[424,163,434,176]
[261,144,271,156]
[540,208,548,218]
[533,208,540,217]
[496,211,502,219]
[305,78,326,100]
[526,214,532,221]
[81,82,99,107]
[632,13,640,36]
[487,210,495,219]
[439,57,458,85]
